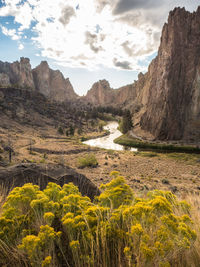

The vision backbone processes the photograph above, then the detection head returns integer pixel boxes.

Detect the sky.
[0,0,199,95]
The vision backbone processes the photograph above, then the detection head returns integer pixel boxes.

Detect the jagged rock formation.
[132,6,200,141]
[0,58,77,102]
[32,61,77,102]
[84,80,115,105]
[0,57,35,89]
[85,79,137,107]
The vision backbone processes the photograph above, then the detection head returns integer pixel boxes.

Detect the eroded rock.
[32,61,78,102]
[0,163,100,200]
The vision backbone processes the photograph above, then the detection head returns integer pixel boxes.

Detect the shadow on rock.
[0,163,100,200]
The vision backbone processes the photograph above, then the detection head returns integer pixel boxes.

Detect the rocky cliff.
[32,61,77,102]
[0,58,77,102]
[0,57,35,89]
[84,80,115,105]
[85,79,137,108]
[133,6,200,141]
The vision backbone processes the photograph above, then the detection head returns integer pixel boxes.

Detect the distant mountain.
[32,61,78,102]
[84,80,114,105]
[0,58,77,102]
[84,79,138,108]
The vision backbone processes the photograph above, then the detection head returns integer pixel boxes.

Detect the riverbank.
[114,134,200,154]
[80,130,110,142]
[82,121,136,151]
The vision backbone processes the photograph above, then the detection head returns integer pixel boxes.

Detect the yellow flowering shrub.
[98,173,134,208]
[42,256,52,267]
[0,174,196,267]
[18,225,61,266]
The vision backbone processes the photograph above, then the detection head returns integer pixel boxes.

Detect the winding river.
[83,121,137,151]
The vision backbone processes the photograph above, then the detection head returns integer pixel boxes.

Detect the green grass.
[77,153,98,168]
[164,152,200,163]
[114,134,200,154]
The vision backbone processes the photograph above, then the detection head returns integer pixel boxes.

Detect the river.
[83,121,137,151]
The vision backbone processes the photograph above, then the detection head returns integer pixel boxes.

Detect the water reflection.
[83,121,137,152]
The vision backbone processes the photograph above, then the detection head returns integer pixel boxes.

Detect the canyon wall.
[135,7,200,141]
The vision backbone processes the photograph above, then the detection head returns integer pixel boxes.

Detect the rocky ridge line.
[0,58,78,102]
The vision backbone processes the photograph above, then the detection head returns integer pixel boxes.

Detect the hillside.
[0,87,82,130]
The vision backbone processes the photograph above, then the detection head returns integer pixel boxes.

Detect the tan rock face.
[0,73,10,87]
[84,80,114,105]
[84,79,137,108]
[0,58,77,102]
[0,57,35,89]
[135,6,200,141]
[32,61,77,102]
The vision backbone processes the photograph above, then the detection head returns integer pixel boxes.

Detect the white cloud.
[28,0,156,71]
[18,43,24,50]
[0,0,199,71]
[0,1,33,30]
[0,25,20,40]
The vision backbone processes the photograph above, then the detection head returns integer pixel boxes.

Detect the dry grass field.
[1,124,200,198]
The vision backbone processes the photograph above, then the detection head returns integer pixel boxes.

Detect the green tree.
[120,110,132,134]
[70,125,75,136]
[58,126,64,135]
[77,128,82,135]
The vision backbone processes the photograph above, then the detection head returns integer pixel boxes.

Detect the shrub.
[0,175,197,267]
[77,128,82,135]
[69,125,75,136]
[119,110,132,134]
[57,126,64,135]
[77,153,98,168]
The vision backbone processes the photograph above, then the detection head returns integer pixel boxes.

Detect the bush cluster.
[0,172,196,266]
[77,153,98,168]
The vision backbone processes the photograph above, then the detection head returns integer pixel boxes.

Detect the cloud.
[18,43,24,50]
[59,5,75,26]
[95,0,112,12]
[85,31,103,53]
[0,25,20,40]
[121,41,133,57]
[0,0,199,72]
[113,58,132,70]
[113,0,162,15]
[0,1,33,30]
